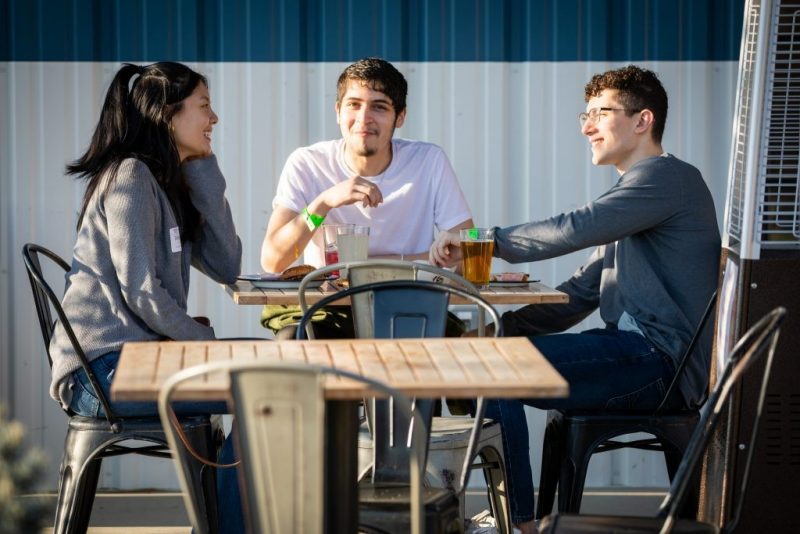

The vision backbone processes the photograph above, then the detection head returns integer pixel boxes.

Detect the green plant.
[0,407,51,534]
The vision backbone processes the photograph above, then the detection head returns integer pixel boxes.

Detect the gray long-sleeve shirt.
[496,154,720,407]
[50,156,242,405]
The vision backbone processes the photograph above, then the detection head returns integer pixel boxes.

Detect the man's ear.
[635,109,655,135]
[335,101,341,125]
[395,108,407,128]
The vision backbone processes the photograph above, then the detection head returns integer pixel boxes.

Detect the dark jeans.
[69,352,243,534]
[485,328,678,523]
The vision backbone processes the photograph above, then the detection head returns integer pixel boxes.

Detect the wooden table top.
[225,280,568,306]
[112,337,568,402]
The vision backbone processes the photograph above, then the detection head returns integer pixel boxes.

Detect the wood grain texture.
[112,337,569,402]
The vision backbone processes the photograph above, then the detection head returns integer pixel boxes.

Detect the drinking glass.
[322,223,354,277]
[337,225,370,279]
[459,228,495,288]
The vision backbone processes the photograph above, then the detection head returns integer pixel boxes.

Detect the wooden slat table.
[112,337,568,533]
[113,337,568,402]
[225,280,568,306]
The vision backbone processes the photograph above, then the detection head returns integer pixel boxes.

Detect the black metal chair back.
[22,243,117,425]
[660,306,785,530]
[540,306,786,533]
[22,243,219,534]
[655,291,719,415]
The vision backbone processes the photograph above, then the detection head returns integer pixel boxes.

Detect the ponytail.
[67,62,205,237]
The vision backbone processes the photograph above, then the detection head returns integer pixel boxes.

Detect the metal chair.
[298,278,510,533]
[536,292,718,519]
[157,360,427,534]
[297,259,490,339]
[539,306,786,533]
[22,243,219,534]
[303,261,512,533]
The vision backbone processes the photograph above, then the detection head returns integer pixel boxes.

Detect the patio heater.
[707,0,800,531]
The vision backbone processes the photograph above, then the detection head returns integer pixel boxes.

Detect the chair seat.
[358,484,462,534]
[358,416,503,483]
[560,410,699,425]
[56,413,219,533]
[556,409,701,452]
[68,413,211,432]
[359,416,511,533]
[540,513,720,533]
[537,409,700,518]
[429,416,502,448]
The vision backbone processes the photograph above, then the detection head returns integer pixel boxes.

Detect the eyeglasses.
[578,107,641,127]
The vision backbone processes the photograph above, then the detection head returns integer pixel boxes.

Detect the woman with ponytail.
[49,62,242,417]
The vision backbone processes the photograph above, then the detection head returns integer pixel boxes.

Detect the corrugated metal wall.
[1,0,743,491]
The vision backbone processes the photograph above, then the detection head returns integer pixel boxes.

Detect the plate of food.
[238,265,327,289]
[489,272,539,287]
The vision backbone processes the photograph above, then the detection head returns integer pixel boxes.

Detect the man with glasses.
[430,65,720,533]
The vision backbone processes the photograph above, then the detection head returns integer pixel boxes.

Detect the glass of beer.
[460,228,495,288]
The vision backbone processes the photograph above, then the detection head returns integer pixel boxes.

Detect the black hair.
[336,57,407,115]
[67,62,207,240]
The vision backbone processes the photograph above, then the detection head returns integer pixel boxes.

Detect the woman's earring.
[169,123,175,133]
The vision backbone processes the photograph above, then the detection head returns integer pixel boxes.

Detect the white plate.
[249,279,324,289]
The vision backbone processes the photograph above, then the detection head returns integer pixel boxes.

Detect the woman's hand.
[429,230,462,268]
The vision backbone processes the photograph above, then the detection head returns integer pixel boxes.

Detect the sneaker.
[466,509,499,533]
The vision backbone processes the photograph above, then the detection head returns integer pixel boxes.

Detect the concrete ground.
[35,488,666,532]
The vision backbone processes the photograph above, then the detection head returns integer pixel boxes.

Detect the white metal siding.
[0,60,737,490]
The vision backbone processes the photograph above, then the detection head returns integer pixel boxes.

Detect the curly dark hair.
[336,57,407,115]
[584,65,668,143]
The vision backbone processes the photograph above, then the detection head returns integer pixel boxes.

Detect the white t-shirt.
[272,138,472,267]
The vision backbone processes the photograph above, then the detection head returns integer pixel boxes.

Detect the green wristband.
[301,207,325,231]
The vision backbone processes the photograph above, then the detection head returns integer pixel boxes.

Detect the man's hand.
[429,230,462,268]
[323,175,383,209]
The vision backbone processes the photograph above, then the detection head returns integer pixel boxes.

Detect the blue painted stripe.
[1,0,744,62]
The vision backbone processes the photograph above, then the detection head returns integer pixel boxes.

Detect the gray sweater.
[496,154,720,407]
[50,156,242,405]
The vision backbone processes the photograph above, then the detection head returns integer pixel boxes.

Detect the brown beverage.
[462,239,494,287]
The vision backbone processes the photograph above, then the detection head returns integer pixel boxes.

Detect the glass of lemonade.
[460,228,495,288]
[337,225,370,263]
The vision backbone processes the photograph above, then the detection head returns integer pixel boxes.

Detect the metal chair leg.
[536,412,563,519]
[54,425,104,534]
[178,420,220,533]
[479,445,512,534]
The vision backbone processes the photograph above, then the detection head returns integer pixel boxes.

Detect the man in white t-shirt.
[260,57,474,337]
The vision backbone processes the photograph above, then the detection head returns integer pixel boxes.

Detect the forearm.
[260,214,316,272]
[495,172,677,264]
[184,158,242,282]
[502,247,604,336]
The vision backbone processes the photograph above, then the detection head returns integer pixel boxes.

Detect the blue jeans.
[485,328,678,523]
[69,352,243,534]
[69,351,229,417]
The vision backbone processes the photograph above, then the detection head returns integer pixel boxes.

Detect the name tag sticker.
[170,227,182,252]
